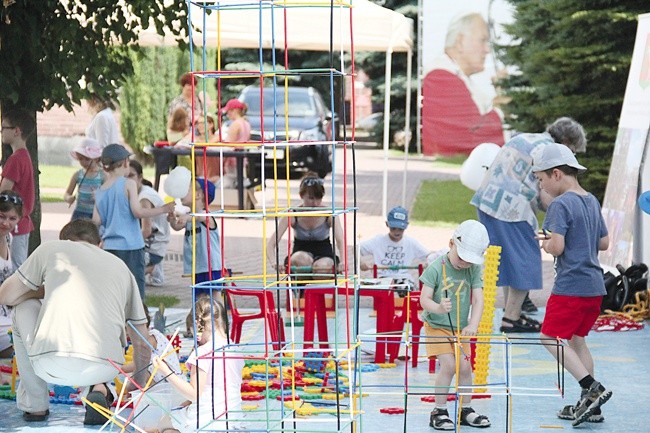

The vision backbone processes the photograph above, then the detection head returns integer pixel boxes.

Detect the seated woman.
[266,172,346,277]
[168,107,190,146]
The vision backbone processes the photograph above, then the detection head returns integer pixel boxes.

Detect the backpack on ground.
[601,263,648,312]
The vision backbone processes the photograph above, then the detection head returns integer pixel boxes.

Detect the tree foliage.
[0,0,187,249]
[499,0,647,202]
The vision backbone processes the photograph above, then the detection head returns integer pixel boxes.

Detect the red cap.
[222,98,246,113]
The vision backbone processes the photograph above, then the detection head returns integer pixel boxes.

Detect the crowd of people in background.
[0,31,615,427]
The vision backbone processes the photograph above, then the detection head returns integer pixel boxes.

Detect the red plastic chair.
[225,286,285,351]
[373,264,428,367]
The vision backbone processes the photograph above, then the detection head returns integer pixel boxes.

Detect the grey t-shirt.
[543,192,608,296]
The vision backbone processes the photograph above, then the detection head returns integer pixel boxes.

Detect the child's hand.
[438,297,452,314]
[64,195,76,205]
[535,229,551,241]
[461,325,478,336]
[152,356,171,376]
[161,201,176,214]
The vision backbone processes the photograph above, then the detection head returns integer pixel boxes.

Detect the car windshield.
[243,90,317,117]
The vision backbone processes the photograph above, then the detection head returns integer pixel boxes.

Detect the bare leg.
[540,333,589,381]
[434,353,456,407]
[568,335,594,376]
[502,287,527,322]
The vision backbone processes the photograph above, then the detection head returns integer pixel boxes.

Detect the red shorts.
[541,294,602,340]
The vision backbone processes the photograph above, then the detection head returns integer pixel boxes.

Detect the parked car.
[238,85,336,180]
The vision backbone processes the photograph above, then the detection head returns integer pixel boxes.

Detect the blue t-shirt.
[183,217,222,275]
[95,176,144,250]
[543,192,608,297]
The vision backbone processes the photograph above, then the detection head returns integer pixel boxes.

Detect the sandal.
[500,316,541,333]
[520,313,541,326]
[460,407,491,428]
[429,407,455,431]
[558,404,604,423]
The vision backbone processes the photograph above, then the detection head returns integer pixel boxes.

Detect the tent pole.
[402,48,413,207]
[382,49,393,218]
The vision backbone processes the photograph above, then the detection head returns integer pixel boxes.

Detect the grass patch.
[412,179,476,227]
[431,154,467,168]
[40,194,64,203]
[145,294,180,309]
[39,164,156,189]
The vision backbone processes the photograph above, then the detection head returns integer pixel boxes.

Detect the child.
[419,220,490,430]
[0,190,22,358]
[152,297,244,432]
[360,206,432,295]
[93,144,175,299]
[64,138,105,221]
[128,160,171,286]
[532,143,611,427]
[122,303,181,384]
[165,167,224,336]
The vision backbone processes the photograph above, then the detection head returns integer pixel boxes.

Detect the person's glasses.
[301,177,324,187]
[0,194,22,205]
[1,126,16,131]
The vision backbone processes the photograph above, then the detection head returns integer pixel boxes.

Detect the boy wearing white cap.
[532,143,611,427]
[420,220,490,430]
[360,206,431,295]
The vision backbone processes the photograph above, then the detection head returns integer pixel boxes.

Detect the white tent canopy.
[140,0,414,215]
[140,1,412,52]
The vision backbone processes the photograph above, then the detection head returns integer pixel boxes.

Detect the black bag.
[601,263,648,312]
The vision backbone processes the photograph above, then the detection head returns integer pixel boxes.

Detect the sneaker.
[460,406,491,428]
[521,293,538,313]
[23,410,49,422]
[557,403,604,423]
[84,390,110,425]
[429,407,454,430]
[572,381,612,427]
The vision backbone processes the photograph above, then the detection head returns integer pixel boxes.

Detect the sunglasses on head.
[0,194,22,205]
[301,177,324,187]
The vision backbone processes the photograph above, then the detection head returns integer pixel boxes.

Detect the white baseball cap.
[453,220,489,264]
[532,142,587,173]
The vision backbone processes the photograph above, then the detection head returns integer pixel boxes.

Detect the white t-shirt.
[86,108,120,148]
[173,336,244,432]
[16,240,146,364]
[360,234,430,283]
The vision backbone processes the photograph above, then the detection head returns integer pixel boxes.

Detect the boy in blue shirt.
[533,143,611,427]
[93,144,174,299]
[420,220,490,430]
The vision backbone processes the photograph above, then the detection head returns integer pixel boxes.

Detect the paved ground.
[41,144,554,311]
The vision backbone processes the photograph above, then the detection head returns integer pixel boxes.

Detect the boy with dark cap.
[93,144,174,299]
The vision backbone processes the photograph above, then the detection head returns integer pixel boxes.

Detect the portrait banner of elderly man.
[421,6,508,156]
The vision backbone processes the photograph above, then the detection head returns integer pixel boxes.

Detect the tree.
[498,0,647,202]
[0,0,187,250]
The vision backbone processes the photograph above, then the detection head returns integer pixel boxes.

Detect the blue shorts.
[477,210,542,290]
[146,253,164,267]
[107,248,145,300]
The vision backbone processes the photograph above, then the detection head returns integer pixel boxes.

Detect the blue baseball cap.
[196,177,215,204]
[639,191,650,215]
[387,206,409,229]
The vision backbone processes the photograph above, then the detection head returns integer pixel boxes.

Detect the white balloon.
[460,142,501,191]
[163,166,192,199]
